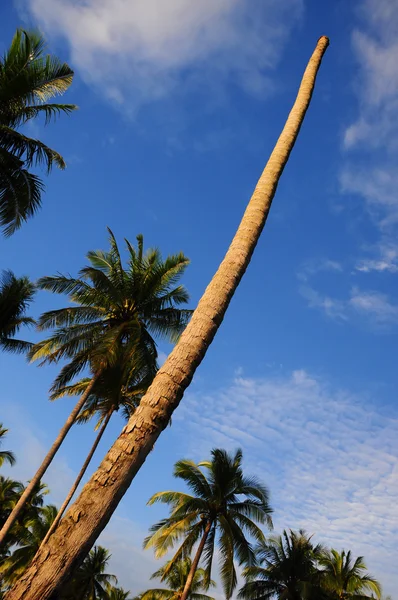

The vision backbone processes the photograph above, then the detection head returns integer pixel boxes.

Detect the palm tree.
[0,270,35,354]
[4,36,329,600]
[61,546,117,600]
[0,230,190,544]
[238,530,324,600]
[0,505,57,587]
[41,347,157,545]
[318,549,382,600]
[135,558,215,600]
[0,28,77,235]
[0,426,15,469]
[144,449,272,600]
[107,588,132,600]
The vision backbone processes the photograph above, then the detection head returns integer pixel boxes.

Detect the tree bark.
[39,410,113,548]
[0,371,101,546]
[5,36,329,600]
[180,521,212,600]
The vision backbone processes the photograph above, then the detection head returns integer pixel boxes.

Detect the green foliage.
[0,425,15,468]
[238,529,326,600]
[0,270,35,353]
[135,558,215,600]
[0,505,57,586]
[0,28,77,235]
[31,229,191,398]
[318,549,382,599]
[60,546,117,600]
[144,448,273,599]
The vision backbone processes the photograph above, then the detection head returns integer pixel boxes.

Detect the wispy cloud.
[297,259,343,283]
[176,371,398,595]
[24,0,302,112]
[299,282,398,329]
[355,242,398,273]
[341,0,398,228]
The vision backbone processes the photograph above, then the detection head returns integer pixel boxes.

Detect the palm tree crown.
[319,549,382,599]
[239,529,324,600]
[0,425,15,469]
[0,270,35,354]
[31,228,191,394]
[0,29,77,235]
[0,504,57,586]
[136,558,215,600]
[145,448,273,600]
[62,545,117,600]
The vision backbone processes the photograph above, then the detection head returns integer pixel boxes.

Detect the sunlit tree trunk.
[5,36,329,600]
[180,521,212,600]
[0,372,102,546]
[40,410,113,548]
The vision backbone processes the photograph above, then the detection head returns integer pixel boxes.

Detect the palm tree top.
[319,548,382,599]
[30,228,191,391]
[145,448,272,599]
[136,558,215,600]
[0,270,35,354]
[0,423,16,468]
[0,29,77,235]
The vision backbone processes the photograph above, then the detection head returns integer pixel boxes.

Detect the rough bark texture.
[5,36,329,600]
[40,411,113,547]
[0,373,101,546]
[180,522,212,600]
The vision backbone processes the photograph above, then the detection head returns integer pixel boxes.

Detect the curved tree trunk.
[0,371,101,546]
[40,410,114,548]
[5,36,329,600]
[180,522,212,600]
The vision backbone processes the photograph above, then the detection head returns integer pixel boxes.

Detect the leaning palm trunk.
[5,36,329,600]
[40,410,114,548]
[0,371,102,546]
[180,522,213,600]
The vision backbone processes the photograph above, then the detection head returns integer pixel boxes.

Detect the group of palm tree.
[0,429,384,600]
[0,424,132,599]
[1,24,381,600]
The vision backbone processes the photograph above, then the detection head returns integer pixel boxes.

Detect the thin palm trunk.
[0,371,102,546]
[180,521,212,600]
[40,410,113,548]
[5,36,329,600]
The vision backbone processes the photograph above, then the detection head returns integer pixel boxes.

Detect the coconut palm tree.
[136,558,215,600]
[0,426,15,469]
[107,588,132,600]
[138,558,215,600]
[318,549,382,600]
[61,546,117,600]
[41,347,157,545]
[238,530,325,600]
[0,505,57,587]
[0,230,190,544]
[0,28,77,235]
[0,270,35,354]
[4,37,329,600]
[144,449,272,600]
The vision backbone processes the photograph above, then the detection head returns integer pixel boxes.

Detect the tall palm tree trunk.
[0,371,102,546]
[180,521,212,600]
[40,410,114,548]
[5,36,329,600]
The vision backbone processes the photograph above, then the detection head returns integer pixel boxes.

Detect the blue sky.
[1,0,398,596]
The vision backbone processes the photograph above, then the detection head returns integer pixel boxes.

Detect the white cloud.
[356,242,398,273]
[349,287,398,324]
[175,371,398,595]
[23,0,302,111]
